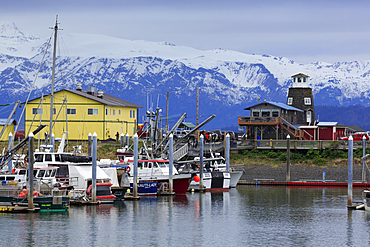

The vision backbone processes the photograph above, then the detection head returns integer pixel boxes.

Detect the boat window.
[0,177,4,181]
[153,163,158,168]
[143,162,148,168]
[55,154,61,162]
[148,163,152,168]
[34,170,38,177]
[138,162,143,168]
[96,185,111,196]
[6,176,15,181]
[53,164,69,178]
[35,154,44,162]
[45,154,52,161]
[19,170,26,175]
[51,169,56,177]
[44,169,51,177]
[159,162,167,168]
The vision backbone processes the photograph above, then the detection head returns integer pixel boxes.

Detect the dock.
[0,205,41,213]
[238,180,370,187]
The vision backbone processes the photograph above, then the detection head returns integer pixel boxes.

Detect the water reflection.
[1,187,370,246]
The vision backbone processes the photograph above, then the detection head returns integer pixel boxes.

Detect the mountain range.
[1,21,370,131]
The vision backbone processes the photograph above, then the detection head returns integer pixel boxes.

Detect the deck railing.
[236,139,367,150]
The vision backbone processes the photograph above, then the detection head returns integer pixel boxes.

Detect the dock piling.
[286,134,290,182]
[169,134,174,194]
[133,133,138,198]
[226,133,230,172]
[362,136,366,182]
[348,135,353,207]
[28,133,34,210]
[8,133,12,173]
[92,132,97,203]
[199,134,204,189]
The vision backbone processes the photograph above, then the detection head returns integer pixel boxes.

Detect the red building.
[317,122,337,140]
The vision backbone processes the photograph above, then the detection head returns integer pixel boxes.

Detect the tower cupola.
[291,73,309,88]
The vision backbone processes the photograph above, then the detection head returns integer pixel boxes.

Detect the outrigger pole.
[0,125,47,169]
[48,15,61,144]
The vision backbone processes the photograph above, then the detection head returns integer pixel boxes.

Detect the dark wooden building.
[287,73,315,125]
[238,101,304,140]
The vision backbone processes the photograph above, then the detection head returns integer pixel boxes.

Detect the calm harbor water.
[1,186,370,246]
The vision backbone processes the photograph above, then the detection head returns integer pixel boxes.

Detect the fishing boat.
[0,167,69,211]
[189,170,230,191]
[363,189,370,210]
[177,153,242,190]
[125,158,191,195]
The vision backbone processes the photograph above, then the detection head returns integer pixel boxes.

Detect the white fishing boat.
[125,158,192,195]
[363,189,370,210]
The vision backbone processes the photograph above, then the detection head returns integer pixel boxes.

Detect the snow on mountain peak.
[0,21,39,48]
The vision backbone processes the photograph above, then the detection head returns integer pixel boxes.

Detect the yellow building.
[24,87,142,141]
[0,118,17,142]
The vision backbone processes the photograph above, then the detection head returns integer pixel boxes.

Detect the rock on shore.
[232,164,368,182]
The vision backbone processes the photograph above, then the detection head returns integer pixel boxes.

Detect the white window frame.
[252,110,259,117]
[67,108,76,115]
[272,110,279,117]
[304,97,311,105]
[88,109,99,115]
[32,108,43,115]
[287,97,293,105]
[113,109,116,115]
[261,110,270,117]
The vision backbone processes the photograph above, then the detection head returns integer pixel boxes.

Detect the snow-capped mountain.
[0,22,370,129]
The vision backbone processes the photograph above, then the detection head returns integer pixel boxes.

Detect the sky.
[2,0,370,64]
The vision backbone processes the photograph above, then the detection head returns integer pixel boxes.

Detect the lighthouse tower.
[287,73,315,125]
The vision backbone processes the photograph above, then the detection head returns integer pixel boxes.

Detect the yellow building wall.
[25,90,139,140]
[0,125,15,142]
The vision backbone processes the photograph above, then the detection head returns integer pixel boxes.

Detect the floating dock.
[0,205,41,213]
[238,180,370,187]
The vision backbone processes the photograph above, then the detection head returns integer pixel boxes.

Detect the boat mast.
[49,16,59,144]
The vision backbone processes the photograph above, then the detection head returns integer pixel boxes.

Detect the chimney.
[97,90,104,98]
[76,82,82,91]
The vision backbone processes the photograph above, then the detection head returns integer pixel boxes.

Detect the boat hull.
[190,171,230,191]
[230,171,243,188]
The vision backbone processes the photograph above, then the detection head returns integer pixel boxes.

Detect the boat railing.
[173,144,188,161]
[56,176,79,187]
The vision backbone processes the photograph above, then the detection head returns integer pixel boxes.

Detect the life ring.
[126,166,131,173]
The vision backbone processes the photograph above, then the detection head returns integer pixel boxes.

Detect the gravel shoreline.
[233,164,368,182]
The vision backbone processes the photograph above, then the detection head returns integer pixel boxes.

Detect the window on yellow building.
[32,108,43,115]
[88,109,98,115]
[119,110,121,115]
[67,109,76,115]
[113,109,115,115]
[106,109,108,115]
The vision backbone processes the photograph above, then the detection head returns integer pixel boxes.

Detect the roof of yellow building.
[27,89,143,108]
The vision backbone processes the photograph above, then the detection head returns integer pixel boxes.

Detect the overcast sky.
[2,0,370,64]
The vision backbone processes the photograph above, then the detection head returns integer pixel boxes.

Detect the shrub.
[250,149,259,154]
[241,150,249,155]
[306,148,320,159]
[248,153,258,159]
[312,157,328,166]
[291,153,303,160]
[267,152,277,159]
[279,153,287,161]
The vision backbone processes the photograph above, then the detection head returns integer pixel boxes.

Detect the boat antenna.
[48,15,62,144]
